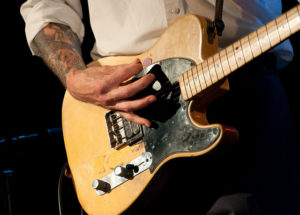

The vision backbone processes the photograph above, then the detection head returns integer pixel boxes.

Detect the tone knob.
[92,179,111,192]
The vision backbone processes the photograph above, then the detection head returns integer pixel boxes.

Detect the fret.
[207,57,219,83]
[225,45,238,71]
[255,30,263,53]
[248,31,262,58]
[247,35,256,59]
[286,6,300,34]
[183,71,193,98]
[276,14,291,40]
[285,13,292,34]
[232,40,246,67]
[213,53,225,79]
[265,26,272,46]
[219,49,231,76]
[240,36,254,63]
[238,40,247,65]
[274,18,282,41]
[187,69,197,96]
[178,74,188,100]
[179,5,300,101]
[202,61,212,87]
[266,21,281,47]
[257,25,271,52]
[191,66,202,92]
[197,65,207,89]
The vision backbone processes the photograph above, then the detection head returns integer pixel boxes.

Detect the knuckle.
[126,64,142,74]
[121,104,134,112]
[99,97,113,106]
[94,93,111,106]
[122,89,132,98]
[96,84,106,94]
[100,65,110,71]
[93,82,109,96]
[122,107,131,112]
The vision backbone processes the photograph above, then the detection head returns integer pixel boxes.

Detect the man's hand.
[33,23,156,127]
[66,59,156,127]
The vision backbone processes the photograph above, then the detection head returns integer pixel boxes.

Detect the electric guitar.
[62,5,300,215]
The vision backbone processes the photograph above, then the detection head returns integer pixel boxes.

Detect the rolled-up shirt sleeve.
[20,0,85,55]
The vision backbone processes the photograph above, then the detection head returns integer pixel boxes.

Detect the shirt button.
[170,8,180,14]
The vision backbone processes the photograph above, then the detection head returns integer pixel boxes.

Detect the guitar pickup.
[105,111,144,149]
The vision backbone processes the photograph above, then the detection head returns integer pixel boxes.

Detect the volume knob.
[114,166,129,177]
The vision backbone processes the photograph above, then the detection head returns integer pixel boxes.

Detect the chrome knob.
[114,166,128,177]
[92,179,110,193]
[114,165,136,178]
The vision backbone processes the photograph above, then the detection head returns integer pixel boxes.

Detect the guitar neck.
[179,5,300,100]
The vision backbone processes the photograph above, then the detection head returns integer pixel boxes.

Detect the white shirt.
[20,0,299,67]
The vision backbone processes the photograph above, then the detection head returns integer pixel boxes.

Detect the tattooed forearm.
[32,23,86,87]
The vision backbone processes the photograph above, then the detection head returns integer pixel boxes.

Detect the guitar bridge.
[105,111,144,149]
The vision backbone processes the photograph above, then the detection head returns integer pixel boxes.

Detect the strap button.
[170,8,180,14]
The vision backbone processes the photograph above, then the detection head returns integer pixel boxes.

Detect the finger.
[143,58,152,68]
[107,95,156,112]
[117,111,152,127]
[109,73,155,101]
[111,59,143,84]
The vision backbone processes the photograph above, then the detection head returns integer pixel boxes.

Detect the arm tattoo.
[32,23,86,87]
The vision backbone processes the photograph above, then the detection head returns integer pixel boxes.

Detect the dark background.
[0,1,299,215]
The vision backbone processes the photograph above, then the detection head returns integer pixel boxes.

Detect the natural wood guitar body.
[62,5,300,215]
[63,15,228,215]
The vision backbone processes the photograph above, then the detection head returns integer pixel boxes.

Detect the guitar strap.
[211,0,225,36]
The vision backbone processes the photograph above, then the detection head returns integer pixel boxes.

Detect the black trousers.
[206,53,300,215]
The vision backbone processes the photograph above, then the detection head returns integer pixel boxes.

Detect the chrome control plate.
[92,152,153,196]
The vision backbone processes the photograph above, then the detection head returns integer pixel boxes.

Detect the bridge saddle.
[105,111,144,149]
